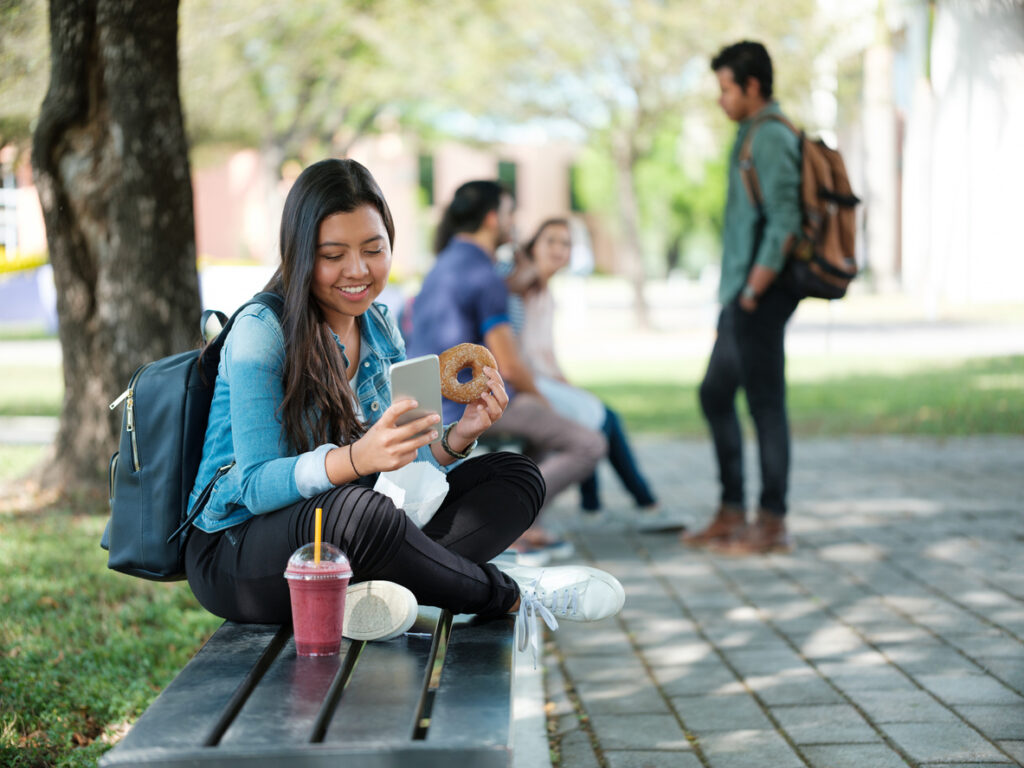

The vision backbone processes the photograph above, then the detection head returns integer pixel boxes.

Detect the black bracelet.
[349,443,363,477]
[441,423,477,460]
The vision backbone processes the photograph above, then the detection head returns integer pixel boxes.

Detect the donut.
[439,343,497,403]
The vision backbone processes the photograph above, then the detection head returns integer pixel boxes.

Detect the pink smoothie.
[284,544,352,657]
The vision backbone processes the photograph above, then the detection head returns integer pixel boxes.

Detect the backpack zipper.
[110,363,151,472]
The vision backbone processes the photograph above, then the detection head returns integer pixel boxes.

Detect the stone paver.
[671,693,775,732]
[801,743,911,768]
[770,704,879,745]
[696,730,804,768]
[880,721,1008,762]
[604,751,704,768]
[541,436,1024,767]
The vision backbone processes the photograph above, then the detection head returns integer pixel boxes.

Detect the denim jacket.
[189,300,448,533]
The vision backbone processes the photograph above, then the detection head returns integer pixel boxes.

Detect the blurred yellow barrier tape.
[0,245,48,275]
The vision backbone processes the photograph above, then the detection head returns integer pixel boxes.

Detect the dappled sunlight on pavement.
[540,435,1024,767]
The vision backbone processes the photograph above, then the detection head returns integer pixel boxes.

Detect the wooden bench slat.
[217,638,347,747]
[426,614,514,747]
[321,608,444,744]
[101,743,514,768]
[103,622,286,760]
[100,609,516,768]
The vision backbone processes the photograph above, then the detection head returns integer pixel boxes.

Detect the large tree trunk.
[32,0,200,492]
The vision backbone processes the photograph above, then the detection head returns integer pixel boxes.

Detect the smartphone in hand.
[389,354,443,444]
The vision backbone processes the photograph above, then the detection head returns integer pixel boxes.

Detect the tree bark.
[32,0,200,491]
[612,129,649,328]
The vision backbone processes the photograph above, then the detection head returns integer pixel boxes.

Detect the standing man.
[408,180,606,559]
[682,41,802,554]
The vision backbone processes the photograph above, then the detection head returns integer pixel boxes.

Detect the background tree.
[32,0,200,490]
[0,0,48,158]
[493,0,824,323]
[177,0,519,258]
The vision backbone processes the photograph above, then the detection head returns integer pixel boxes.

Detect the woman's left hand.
[451,366,508,445]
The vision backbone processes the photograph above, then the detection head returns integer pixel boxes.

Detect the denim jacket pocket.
[202,468,243,521]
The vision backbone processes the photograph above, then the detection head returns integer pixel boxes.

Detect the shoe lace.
[514,575,584,667]
[514,576,559,668]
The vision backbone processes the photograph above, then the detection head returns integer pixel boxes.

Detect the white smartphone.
[389,354,443,444]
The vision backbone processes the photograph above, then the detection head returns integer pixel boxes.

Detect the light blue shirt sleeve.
[294,442,338,497]
[223,312,305,514]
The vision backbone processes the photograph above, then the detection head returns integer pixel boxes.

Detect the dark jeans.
[580,406,657,511]
[699,285,800,517]
[185,452,543,624]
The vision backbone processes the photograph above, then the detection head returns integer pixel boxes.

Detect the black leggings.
[185,452,544,624]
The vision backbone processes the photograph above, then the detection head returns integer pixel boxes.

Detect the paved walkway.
[539,435,1024,768]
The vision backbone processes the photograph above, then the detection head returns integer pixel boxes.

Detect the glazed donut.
[439,343,497,403]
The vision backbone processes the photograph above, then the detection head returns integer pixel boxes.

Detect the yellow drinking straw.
[314,507,323,565]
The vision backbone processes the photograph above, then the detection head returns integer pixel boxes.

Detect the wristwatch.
[441,423,477,459]
[741,284,758,301]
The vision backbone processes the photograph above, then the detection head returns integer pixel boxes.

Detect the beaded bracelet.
[441,423,477,460]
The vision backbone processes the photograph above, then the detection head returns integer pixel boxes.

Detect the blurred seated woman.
[506,218,659,514]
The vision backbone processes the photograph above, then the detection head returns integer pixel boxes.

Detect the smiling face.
[311,205,392,333]
[531,222,572,281]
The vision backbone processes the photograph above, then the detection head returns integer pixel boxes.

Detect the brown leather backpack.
[739,113,860,300]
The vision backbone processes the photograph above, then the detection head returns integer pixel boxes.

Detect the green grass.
[0,445,48,481]
[0,498,222,768]
[0,325,56,342]
[568,355,1024,437]
[1,366,63,418]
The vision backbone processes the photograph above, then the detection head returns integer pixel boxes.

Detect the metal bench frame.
[99,608,515,768]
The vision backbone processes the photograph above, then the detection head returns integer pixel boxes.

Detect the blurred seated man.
[407,181,606,562]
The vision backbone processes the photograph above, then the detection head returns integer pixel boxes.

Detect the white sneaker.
[497,563,626,664]
[343,581,418,641]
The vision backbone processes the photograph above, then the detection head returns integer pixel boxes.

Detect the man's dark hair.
[711,40,773,99]
[433,180,511,254]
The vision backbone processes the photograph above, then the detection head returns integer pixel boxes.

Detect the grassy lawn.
[1,353,1022,766]
[0,367,63,418]
[0,479,221,768]
[569,354,1024,437]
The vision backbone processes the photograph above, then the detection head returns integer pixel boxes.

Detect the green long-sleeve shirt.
[719,102,802,304]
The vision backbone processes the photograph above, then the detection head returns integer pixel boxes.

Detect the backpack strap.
[738,112,801,210]
[197,291,285,383]
[175,292,285,539]
[200,309,229,342]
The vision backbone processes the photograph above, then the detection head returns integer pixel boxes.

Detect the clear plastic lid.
[283,542,352,581]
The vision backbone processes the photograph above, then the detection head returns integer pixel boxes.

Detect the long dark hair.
[710,40,773,99]
[433,179,508,254]
[264,158,396,452]
[507,217,570,297]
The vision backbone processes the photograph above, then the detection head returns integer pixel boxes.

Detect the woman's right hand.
[348,399,441,475]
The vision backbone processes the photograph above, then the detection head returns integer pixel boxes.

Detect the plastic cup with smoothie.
[284,542,352,656]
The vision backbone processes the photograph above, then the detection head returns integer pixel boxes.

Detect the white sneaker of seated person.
[342,581,419,641]
[497,564,626,664]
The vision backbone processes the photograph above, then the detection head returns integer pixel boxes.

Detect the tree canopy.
[5,0,838,273]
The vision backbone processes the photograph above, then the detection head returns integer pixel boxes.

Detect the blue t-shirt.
[407,238,510,422]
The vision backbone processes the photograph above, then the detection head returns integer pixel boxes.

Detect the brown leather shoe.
[680,505,746,548]
[711,509,792,555]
